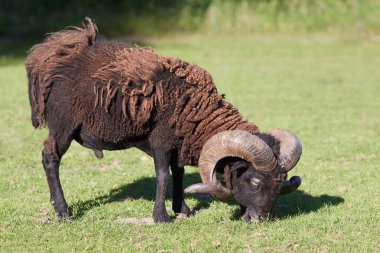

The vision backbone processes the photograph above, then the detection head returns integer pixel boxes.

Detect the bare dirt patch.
[115,216,155,225]
[98,160,122,171]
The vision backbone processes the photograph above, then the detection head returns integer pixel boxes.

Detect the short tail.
[25,17,98,128]
[27,69,42,128]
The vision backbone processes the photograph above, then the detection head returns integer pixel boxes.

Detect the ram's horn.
[184,130,277,200]
[184,182,232,201]
[280,176,302,195]
[267,129,302,172]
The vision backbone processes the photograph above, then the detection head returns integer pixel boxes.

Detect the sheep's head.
[185,129,302,222]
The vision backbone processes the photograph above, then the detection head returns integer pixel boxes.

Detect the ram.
[26,18,302,223]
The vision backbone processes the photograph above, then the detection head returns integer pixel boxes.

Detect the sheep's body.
[27,19,286,223]
[27,23,258,167]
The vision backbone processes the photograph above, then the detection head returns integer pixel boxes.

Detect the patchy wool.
[91,47,168,128]
[26,18,258,167]
[26,18,100,127]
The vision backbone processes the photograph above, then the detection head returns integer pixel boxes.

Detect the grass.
[0,31,380,252]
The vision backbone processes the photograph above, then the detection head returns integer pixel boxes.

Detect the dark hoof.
[55,204,73,219]
[153,213,172,223]
[175,204,194,217]
[57,212,73,221]
[58,214,74,221]
[173,201,194,217]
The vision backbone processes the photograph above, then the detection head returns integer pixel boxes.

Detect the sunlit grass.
[0,32,379,252]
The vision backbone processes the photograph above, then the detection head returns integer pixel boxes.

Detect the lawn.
[0,32,379,252]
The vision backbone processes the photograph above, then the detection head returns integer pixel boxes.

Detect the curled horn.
[184,182,232,201]
[184,130,277,200]
[268,129,302,194]
[280,176,301,195]
[267,129,302,172]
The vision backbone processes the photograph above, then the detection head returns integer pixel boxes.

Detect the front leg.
[152,149,171,223]
[171,165,192,216]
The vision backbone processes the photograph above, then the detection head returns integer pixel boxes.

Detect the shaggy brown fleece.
[26,18,258,166]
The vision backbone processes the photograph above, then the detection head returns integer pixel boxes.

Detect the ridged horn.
[184,130,277,200]
[184,183,232,201]
[280,176,302,195]
[267,129,302,172]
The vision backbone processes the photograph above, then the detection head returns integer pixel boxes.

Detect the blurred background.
[1,1,380,251]
[2,0,380,61]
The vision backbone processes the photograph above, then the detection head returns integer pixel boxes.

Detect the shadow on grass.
[71,172,344,221]
[229,191,344,221]
[72,171,212,218]
[230,191,344,221]
[271,190,344,220]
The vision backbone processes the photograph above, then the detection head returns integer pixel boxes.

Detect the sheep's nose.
[241,209,269,223]
[254,214,269,222]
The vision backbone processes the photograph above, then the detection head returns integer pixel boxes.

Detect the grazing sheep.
[26,18,302,223]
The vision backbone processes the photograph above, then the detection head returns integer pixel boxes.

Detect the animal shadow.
[72,172,344,221]
[72,172,212,218]
[229,191,344,221]
[271,191,344,220]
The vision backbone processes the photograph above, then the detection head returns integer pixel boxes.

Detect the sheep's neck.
[175,99,259,167]
[159,57,259,167]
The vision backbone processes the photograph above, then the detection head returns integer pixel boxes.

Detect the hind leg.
[42,135,72,218]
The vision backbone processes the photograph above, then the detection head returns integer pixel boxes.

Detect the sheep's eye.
[250,178,261,189]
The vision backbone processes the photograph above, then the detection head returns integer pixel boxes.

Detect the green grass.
[1,32,380,252]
